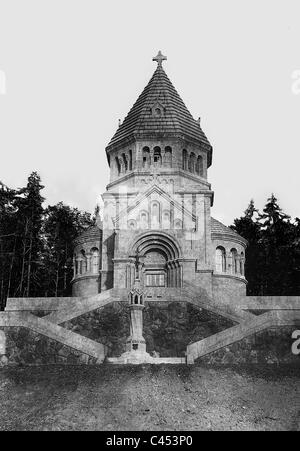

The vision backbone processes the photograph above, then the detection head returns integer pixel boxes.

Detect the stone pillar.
[176,263,181,287]
[0,331,8,367]
[86,253,91,273]
[236,255,241,275]
[78,257,83,275]
[171,262,175,287]
[227,254,233,274]
[126,304,146,353]
[121,282,152,364]
[240,256,245,276]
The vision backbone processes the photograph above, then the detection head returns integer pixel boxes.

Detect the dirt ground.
[0,364,299,431]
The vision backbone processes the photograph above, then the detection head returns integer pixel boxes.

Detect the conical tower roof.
[106,52,212,164]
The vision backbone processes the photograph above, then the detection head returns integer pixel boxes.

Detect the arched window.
[151,201,160,228]
[196,155,204,176]
[142,147,150,168]
[189,153,196,173]
[122,153,128,172]
[215,247,226,273]
[230,248,238,274]
[80,250,87,274]
[74,254,79,275]
[182,149,187,170]
[165,146,172,167]
[162,210,171,229]
[140,211,148,230]
[240,252,245,276]
[115,157,121,175]
[128,149,133,171]
[174,219,182,229]
[153,147,162,165]
[128,220,136,230]
[91,247,100,275]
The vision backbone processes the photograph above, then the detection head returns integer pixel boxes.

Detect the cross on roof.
[153,51,167,67]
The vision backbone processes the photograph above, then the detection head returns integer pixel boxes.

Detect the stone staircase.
[1,289,129,363]
[2,286,299,366]
[186,310,300,364]
[0,311,106,362]
[45,289,125,325]
[144,286,252,324]
[181,282,255,323]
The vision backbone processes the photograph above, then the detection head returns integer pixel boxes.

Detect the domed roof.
[106,52,212,166]
[211,217,247,245]
[74,225,102,246]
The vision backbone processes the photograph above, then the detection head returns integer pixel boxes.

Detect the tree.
[0,173,94,305]
[258,194,295,295]
[42,202,93,297]
[12,172,45,297]
[0,182,17,308]
[232,195,300,296]
[231,199,263,295]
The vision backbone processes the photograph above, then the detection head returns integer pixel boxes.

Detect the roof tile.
[106,65,212,151]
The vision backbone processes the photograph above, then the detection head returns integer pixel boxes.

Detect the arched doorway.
[144,249,167,287]
[130,232,182,288]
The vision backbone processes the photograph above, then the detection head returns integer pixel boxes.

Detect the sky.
[0,0,299,225]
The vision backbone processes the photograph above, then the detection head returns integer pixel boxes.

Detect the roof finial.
[153,51,167,67]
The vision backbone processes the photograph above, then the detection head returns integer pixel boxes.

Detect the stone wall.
[0,327,97,366]
[1,303,298,366]
[199,326,299,365]
[72,275,100,297]
[62,302,130,358]
[212,274,247,305]
[62,301,234,358]
[143,302,234,357]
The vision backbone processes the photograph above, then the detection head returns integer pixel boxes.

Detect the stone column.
[126,304,146,353]
[86,253,91,273]
[0,331,8,367]
[176,263,181,288]
[236,255,241,275]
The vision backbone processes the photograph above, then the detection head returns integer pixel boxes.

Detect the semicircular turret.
[72,224,103,297]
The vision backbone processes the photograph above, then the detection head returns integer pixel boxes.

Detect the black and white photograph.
[0,0,299,435]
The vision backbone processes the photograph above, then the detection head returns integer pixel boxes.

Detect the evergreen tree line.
[231,197,300,296]
[0,173,299,310]
[0,172,94,310]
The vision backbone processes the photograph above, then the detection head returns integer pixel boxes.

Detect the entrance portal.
[130,232,182,288]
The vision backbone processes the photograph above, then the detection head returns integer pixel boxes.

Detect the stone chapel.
[1,52,298,366]
[72,51,247,306]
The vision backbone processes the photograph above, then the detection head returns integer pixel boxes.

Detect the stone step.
[107,355,186,365]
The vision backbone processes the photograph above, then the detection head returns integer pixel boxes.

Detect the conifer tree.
[0,182,17,308]
[231,199,263,295]
[42,202,93,297]
[13,172,45,297]
[258,194,297,295]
